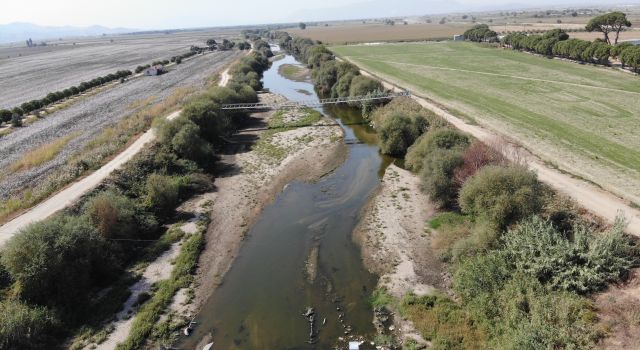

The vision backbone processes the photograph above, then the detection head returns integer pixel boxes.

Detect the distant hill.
[287,0,640,22]
[0,22,136,44]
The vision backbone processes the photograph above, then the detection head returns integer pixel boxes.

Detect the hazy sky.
[2,0,360,28]
[1,0,634,29]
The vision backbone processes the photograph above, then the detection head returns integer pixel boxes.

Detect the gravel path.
[0,50,241,199]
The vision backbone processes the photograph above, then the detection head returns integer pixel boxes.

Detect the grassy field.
[333,42,640,201]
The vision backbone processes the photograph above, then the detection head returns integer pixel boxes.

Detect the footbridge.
[220,91,410,111]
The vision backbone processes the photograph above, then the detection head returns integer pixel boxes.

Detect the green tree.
[0,109,12,124]
[1,215,119,313]
[378,113,428,156]
[586,12,632,45]
[299,22,307,30]
[459,166,543,230]
[420,148,465,208]
[405,128,470,172]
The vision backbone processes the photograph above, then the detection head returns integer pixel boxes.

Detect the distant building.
[349,342,363,350]
[453,35,465,41]
[144,65,165,76]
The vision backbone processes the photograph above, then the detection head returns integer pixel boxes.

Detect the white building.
[453,34,465,41]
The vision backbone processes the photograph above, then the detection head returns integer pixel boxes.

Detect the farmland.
[0,49,241,201]
[333,42,640,202]
[287,23,471,44]
[0,29,238,109]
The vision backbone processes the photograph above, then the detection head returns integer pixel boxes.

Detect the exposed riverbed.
[179,53,394,349]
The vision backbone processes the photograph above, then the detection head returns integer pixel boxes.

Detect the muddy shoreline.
[353,164,447,347]
[191,93,347,314]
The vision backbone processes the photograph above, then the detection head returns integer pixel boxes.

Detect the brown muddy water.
[177,54,394,349]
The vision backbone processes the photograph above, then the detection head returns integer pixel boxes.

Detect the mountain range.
[0,22,135,44]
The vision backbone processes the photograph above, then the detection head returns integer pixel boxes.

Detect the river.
[178,52,394,349]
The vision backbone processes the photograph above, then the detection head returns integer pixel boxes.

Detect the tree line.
[0,41,273,349]
[0,70,132,127]
[495,12,640,72]
[270,31,385,115]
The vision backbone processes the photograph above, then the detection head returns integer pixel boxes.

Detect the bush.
[349,75,384,98]
[453,140,507,186]
[144,174,184,215]
[0,215,120,314]
[0,109,12,124]
[179,95,230,147]
[502,216,637,294]
[169,119,215,165]
[0,300,59,349]
[401,293,487,349]
[10,114,22,127]
[83,190,157,240]
[377,113,428,156]
[420,149,465,208]
[406,128,470,172]
[331,72,357,98]
[459,166,543,230]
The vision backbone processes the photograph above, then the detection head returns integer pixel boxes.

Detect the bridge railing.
[220,91,410,110]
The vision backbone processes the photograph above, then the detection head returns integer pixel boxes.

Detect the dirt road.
[0,64,234,245]
[349,60,640,237]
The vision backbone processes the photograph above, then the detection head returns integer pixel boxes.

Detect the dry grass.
[288,23,472,44]
[569,30,640,41]
[595,269,640,349]
[0,87,196,224]
[10,132,79,172]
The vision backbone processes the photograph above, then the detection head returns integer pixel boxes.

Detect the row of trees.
[0,40,273,348]
[496,12,639,72]
[272,31,385,114]
[0,70,132,126]
[502,29,640,71]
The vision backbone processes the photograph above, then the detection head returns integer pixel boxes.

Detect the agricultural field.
[287,23,471,44]
[0,49,241,200]
[333,42,640,202]
[0,29,238,109]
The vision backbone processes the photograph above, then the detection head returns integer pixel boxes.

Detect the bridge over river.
[220,91,410,110]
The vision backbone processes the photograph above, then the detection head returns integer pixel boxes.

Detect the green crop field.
[333,42,640,201]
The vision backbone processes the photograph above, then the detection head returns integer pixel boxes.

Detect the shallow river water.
[178,53,393,349]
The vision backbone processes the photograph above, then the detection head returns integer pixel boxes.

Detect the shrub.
[406,128,470,172]
[378,113,428,156]
[169,119,215,165]
[349,75,384,98]
[453,140,507,186]
[420,149,465,208]
[83,190,157,240]
[502,216,637,294]
[0,109,12,124]
[10,114,22,127]
[0,215,120,314]
[0,300,59,349]
[180,95,230,147]
[331,72,357,98]
[459,166,543,230]
[401,293,487,348]
[144,174,184,215]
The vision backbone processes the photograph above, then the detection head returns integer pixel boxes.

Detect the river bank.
[354,164,446,348]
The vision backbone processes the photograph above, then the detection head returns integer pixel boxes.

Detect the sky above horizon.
[1,0,635,29]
